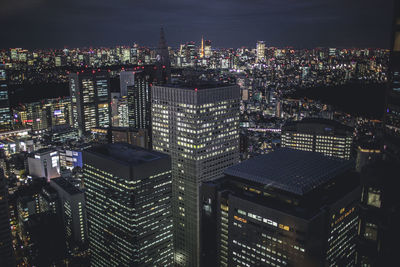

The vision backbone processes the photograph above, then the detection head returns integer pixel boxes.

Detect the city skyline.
[0,0,394,49]
[1,1,399,266]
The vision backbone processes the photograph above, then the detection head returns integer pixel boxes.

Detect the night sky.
[0,0,394,49]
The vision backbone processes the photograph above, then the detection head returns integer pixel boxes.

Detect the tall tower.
[200,36,205,59]
[69,71,111,135]
[156,27,171,84]
[152,83,240,266]
[384,0,400,160]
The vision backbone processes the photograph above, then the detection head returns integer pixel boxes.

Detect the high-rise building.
[152,83,240,266]
[384,0,400,161]
[201,148,360,267]
[69,71,111,135]
[50,177,88,253]
[156,27,171,84]
[281,118,353,159]
[119,70,135,97]
[83,143,173,266]
[0,65,12,130]
[117,96,129,127]
[127,71,152,130]
[0,170,15,266]
[204,40,212,58]
[256,41,266,63]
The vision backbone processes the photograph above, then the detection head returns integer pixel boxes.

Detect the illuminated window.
[367,188,381,208]
[364,223,378,241]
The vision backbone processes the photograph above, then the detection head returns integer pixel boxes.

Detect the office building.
[256,41,266,63]
[120,70,135,97]
[27,148,60,181]
[69,71,111,135]
[201,148,360,267]
[83,143,173,266]
[44,125,79,144]
[204,40,212,58]
[117,96,129,127]
[110,127,149,149]
[26,102,49,133]
[356,160,400,266]
[127,71,152,131]
[0,170,15,266]
[281,118,353,159]
[50,177,88,252]
[152,83,240,266]
[384,0,400,161]
[0,65,12,130]
[355,136,381,172]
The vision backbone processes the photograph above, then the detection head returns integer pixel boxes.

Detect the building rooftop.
[86,143,166,166]
[224,148,353,196]
[51,177,82,195]
[282,118,353,135]
[156,82,235,91]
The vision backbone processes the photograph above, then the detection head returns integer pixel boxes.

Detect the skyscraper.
[384,0,400,160]
[201,149,360,267]
[256,41,266,63]
[0,64,12,130]
[0,169,14,266]
[281,118,354,159]
[127,71,152,130]
[152,83,240,266]
[69,71,111,135]
[156,27,171,84]
[119,70,135,97]
[83,143,173,266]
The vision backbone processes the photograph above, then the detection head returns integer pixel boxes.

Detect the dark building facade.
[69,71,111,135]
[357,160,400,266]
[384,0,400,161]
[201,149,360,267]
[0,169,14,266]
[83,143,173,266]
[281,118,354,159]
[50,177,88,253]
[156,27,171,84]
[0,64,12,130]
[127,70,153,131]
